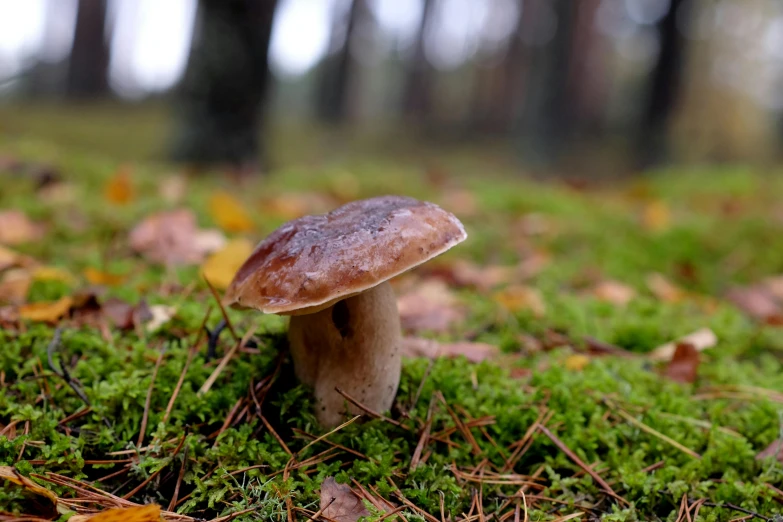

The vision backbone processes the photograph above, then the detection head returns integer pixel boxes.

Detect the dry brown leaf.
[0,210,44,245]
[84,267,126,287]
[0,268,31,304]
[664,342,700,383]
[592,280,636,306]
[19,297,74,323]
[440,189,478,217]
[642,200,670,233]
[129,209,226,266]
[320,477,373,522]
[726,285,783,324]
[397,279,466,333]
[104,165,134,205]
[209,191,254,232]
[402,337,498,363]
[159,174,187,204]
[0,465,59,507]
[763,275,783,301]
[649,327,717,361]
[646,273,686,302]
[201,238,254,290]
[70,505,161,522]
[494,284,546,317]
[262,192,336,220]
[756,439,783,462]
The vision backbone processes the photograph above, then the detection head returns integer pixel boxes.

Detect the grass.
[1,103,783,521]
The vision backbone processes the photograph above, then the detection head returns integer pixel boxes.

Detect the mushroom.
[223,196,467,427]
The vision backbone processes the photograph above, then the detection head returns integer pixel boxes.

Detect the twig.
[205,318,227,361]
[204,276,239,342]
[612,406,701,460]
[295,415,361,457]
[410,399,435,471]
[199,327,256,396]
[334,387,409,430]
[164,306,211,423]
[138,348,166,447]
[168,443,190,511]
[694,500,771,521]
[306,496,335,521]
[249,379,292,455]
[122,434,187,500]
[537,425,623,502]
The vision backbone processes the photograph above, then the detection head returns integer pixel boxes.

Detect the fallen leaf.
[69,505,161,522]
[104,165,134,205]
[19,297,73,323]
[440,189,478,217]
[756,439,783,462]
[320,477,372,522]
[145,305,176,332]
[425,260,513,291]
[0,210,44,245]
[650,327,717,361]
[564,354,590,371]
[402,337,498,363]
[129,209,226,266]
[0,466,60,516]
[642,200,670,233]
[0,268,31,304]
[209,191,254,232]
[159,174,187,203]
[397,279,466,333]
[592,280,636,306]
[262,192,336,220]
[646,273,685,303]
[32,266,77,285]
[664,342,700,383]
[84,267,126,287]
[726,285,783,324]
[495,284,546,317]
[201,238,254,290]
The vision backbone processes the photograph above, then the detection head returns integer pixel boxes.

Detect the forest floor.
[1,104,783,521]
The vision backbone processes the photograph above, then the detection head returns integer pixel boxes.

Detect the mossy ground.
[1,104,783,521]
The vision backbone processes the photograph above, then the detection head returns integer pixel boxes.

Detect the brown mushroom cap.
[223,195,467,314]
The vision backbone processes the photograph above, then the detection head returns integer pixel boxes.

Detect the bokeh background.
[1,0,782,175]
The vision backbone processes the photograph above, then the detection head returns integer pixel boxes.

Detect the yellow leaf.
[84,267,126,286]
[76,505,161,522]
[642,200,670,233]
[209,192,254,232]
[494,285,546,317]
[19,296,73,323]
[201,238,254,290]
[564,354,590,371]
[33,266,76,284]
[104,166,135,205]
[0,465,59,505]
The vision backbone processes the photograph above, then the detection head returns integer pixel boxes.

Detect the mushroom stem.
[287,281,401,427]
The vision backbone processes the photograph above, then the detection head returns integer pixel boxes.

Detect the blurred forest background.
[1,0,782,176]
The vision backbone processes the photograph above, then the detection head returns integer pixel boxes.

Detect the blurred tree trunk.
[517,0,578,166]
[171,0,278,173]
[403,0,436,121]
[636,0,689,168]
[66,0,110,99]
[316,0,371,124]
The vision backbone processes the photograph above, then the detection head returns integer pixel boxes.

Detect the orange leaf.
[494,285,546,317]
[0,465,59,505]
[642,200,670,233]
[84,267,126,287]
[209,191,254,232]
[564,354,590,371]
[104,166,134,205]
[73,505,161,522]
[0,269,31,304]
[19,296,73,323]
[200,238,254,290]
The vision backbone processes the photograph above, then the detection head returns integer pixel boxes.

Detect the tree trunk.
[402,0,436,121]
[66,0,110,99]
[315,0,370,124]
[637,0,689,168]
[171,0,279,172]
[517,0,578,166]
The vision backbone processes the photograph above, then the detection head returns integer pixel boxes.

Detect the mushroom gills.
[287,281,401,427]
